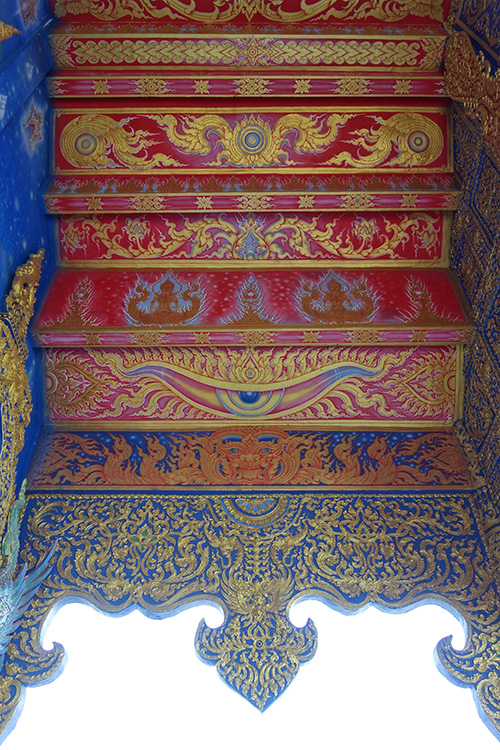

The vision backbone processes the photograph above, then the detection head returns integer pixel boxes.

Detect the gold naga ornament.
[153,112,351,167]
[0,250,44,539]
[60,111,444,171]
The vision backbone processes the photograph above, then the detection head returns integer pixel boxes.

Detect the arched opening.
[3,600,498,749]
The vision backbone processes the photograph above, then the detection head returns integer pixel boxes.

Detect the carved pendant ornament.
[0,484,499,736]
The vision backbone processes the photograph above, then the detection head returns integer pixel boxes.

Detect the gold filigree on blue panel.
[450,92,500,522]
[452,103,483,187]
[196,612,317,710]
[1,488,500,732]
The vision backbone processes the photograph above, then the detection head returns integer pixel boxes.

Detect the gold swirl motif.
[324,113,444,168]
[60,114,182,169]
[53,0,445,23]
[154,112,350,167]
[52,37,444,70]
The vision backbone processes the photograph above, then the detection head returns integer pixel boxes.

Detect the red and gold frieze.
[47,73,447,99]
[28,429,472,490]
[44,173,460,214]
[50,31,445,72]
[49,0,451,25]
[33,268,470,347]
[43,344,461,427]
[53,106,452,174]
[57,211,449,266]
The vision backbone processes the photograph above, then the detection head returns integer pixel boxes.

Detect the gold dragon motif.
[153,112,350,167]
[30,430,472,488]
[60,113,182,169]
[324,113,444,168]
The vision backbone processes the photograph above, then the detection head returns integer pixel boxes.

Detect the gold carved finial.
[0,250,44,538]
[0,21,21,42]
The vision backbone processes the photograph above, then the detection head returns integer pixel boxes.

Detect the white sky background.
[2,600,499,750]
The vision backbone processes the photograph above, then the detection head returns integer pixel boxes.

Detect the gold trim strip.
[28,481,472,492]
[58,258,449,269]
[54,105,451,114]
[49,418,459,430]
[50,32,447,40]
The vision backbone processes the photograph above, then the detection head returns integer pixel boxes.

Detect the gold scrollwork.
[324,113,444,168]
[43,346,458,423]
[5,487,497,727]
[53,0,445,23]
[59,113,182,169]
[153,112,350,167]
[0,251,43,538]
[61,212,440,262]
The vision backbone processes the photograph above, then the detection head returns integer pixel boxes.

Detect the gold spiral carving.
[60,113,182,169]
[324,113,444,168]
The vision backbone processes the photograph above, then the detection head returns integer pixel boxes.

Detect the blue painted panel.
[0,15,55,487]
[0,0,51,64]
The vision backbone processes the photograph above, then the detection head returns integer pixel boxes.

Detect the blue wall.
[0,0,55,485]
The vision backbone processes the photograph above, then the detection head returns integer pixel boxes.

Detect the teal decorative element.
[0,480,55,669]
